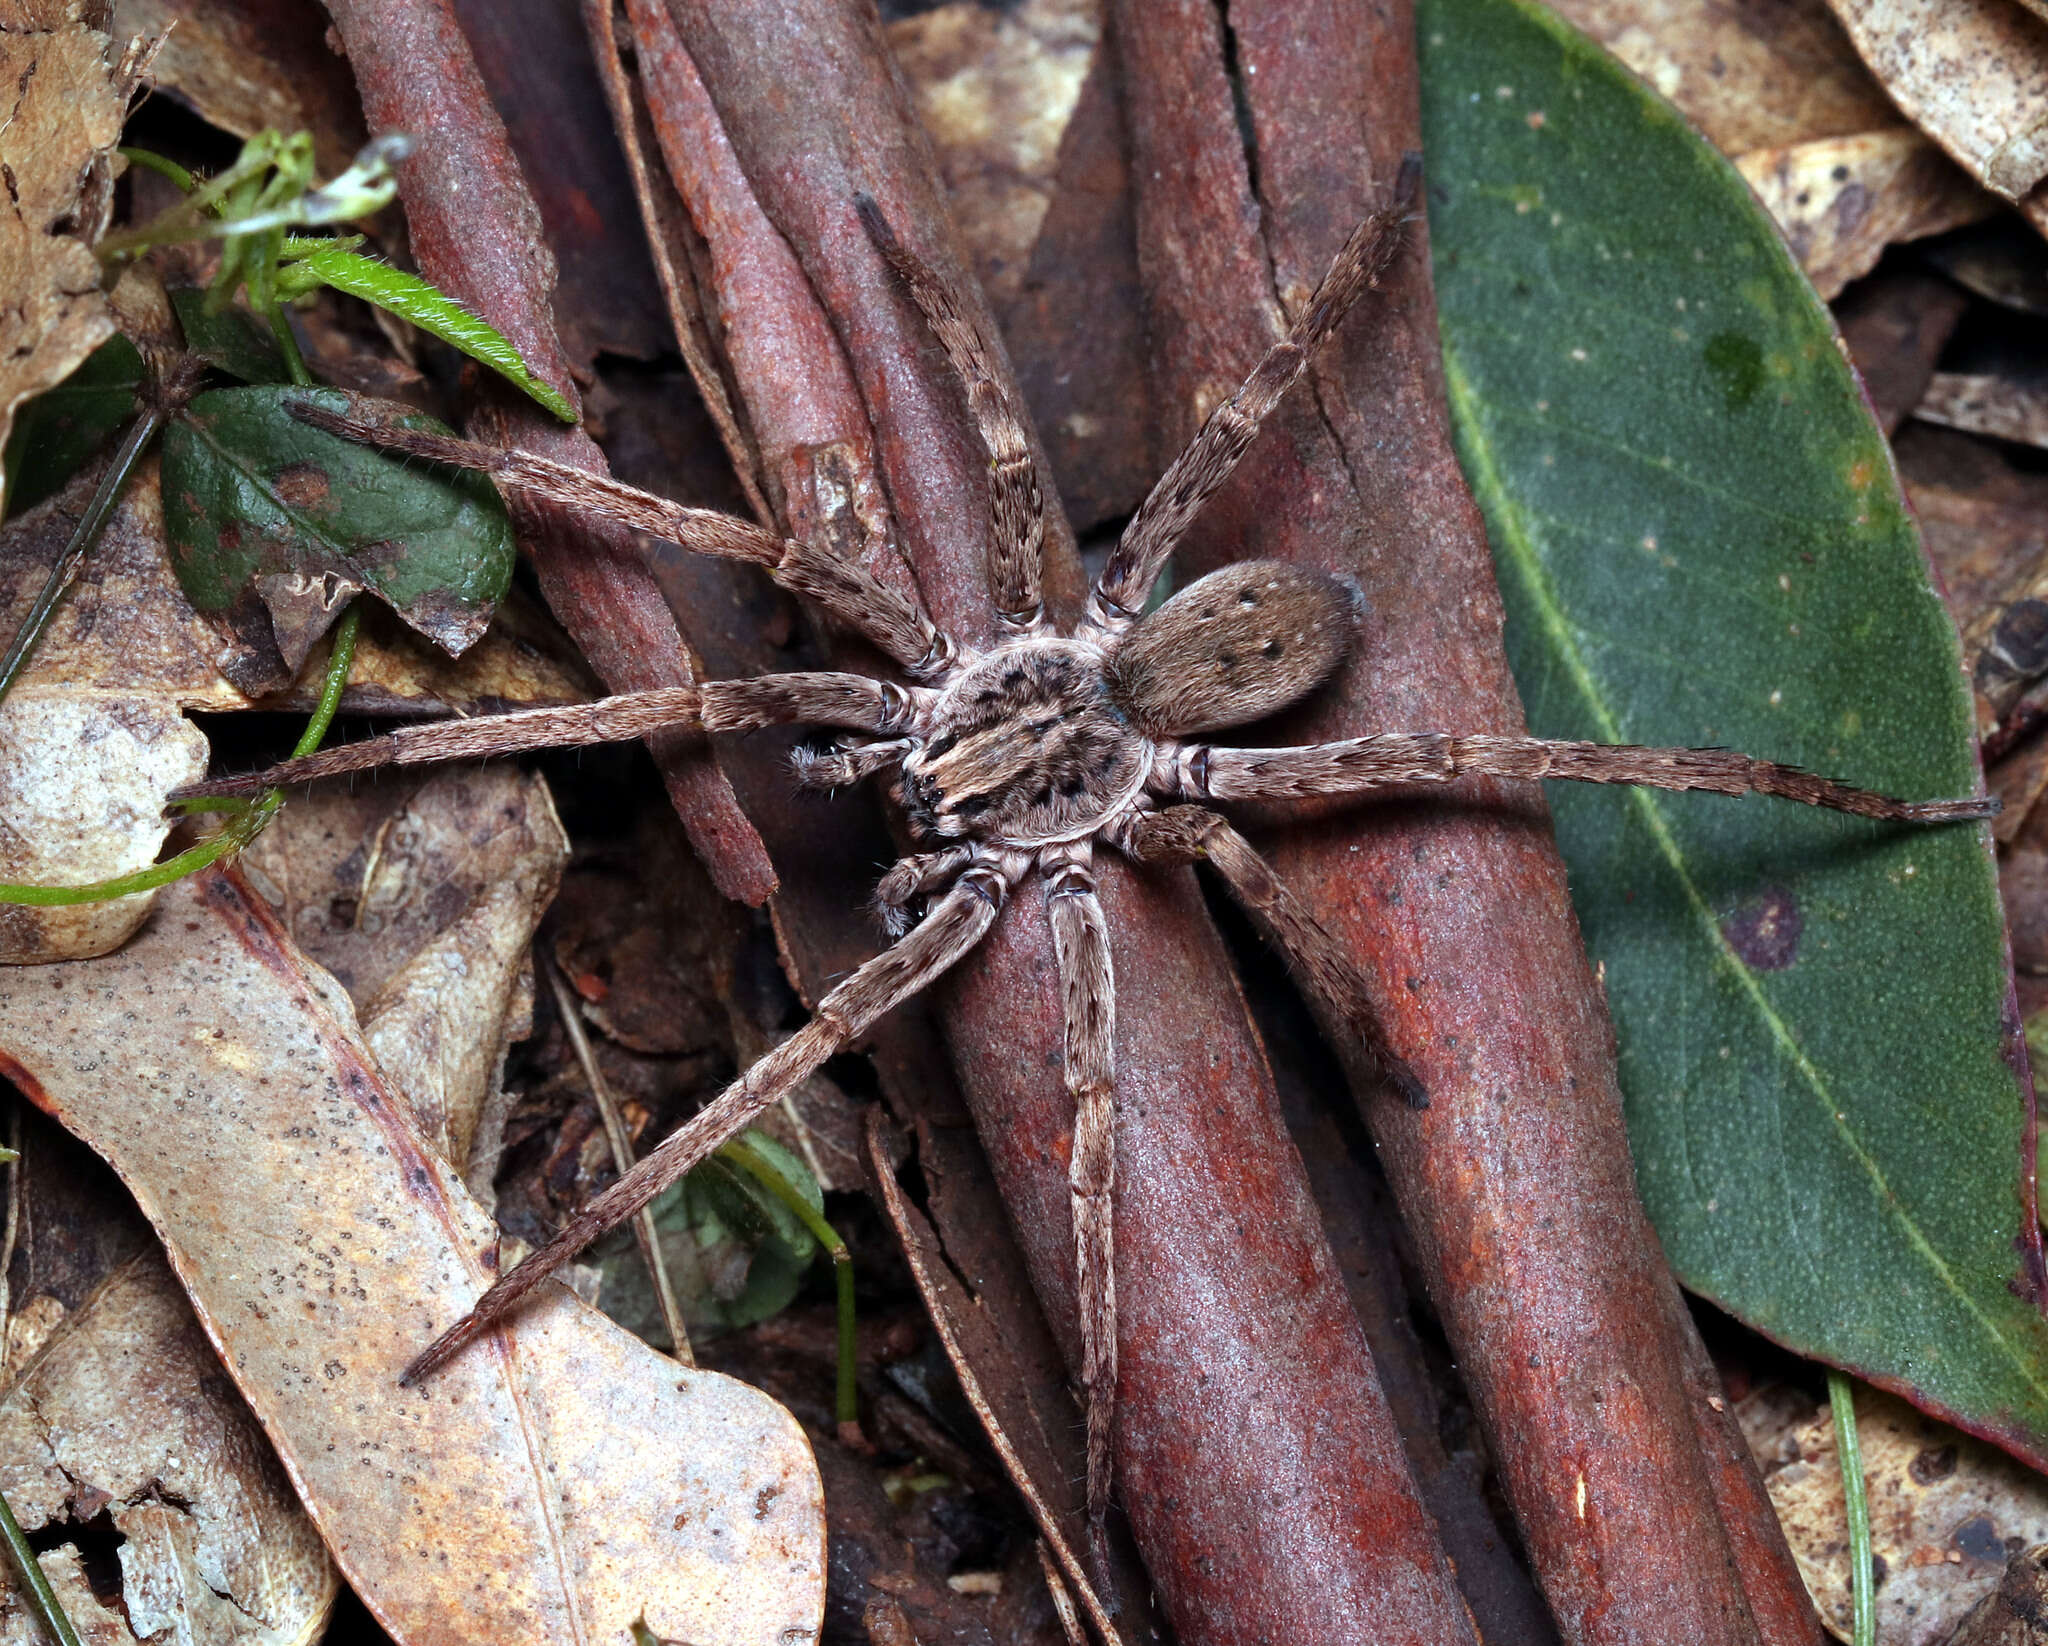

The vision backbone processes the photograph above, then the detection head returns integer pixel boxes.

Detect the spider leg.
[873,845,982,936]
[288,402,961,678]
[401,863,1013,1385]
[1115,807,1425,1107]
[1042,845,1119,1580]
[1155,734,1998,824]
[172,673,921,801]
[856,196,1048,635]
[792,737,913,792]
[1084,160,1418,636]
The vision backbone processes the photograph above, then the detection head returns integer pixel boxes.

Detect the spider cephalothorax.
[177,172,1993,1571]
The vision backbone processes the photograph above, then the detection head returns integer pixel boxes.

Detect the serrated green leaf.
[167,288,291,385]
[1419,0,2048,1466]
[161,386,513,663]
[2,335,143,518]
[277,246,578,422]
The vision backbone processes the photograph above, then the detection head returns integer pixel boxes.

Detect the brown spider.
[177,177,1992,1562]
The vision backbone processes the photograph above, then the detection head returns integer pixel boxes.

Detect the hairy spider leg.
[1117,807,1426,1106]
[858,195,1050,635]
[1085,159,1419,636]
[287,402,963,678]
[171,673,925,801]
[1154,732,1999,823]
[401,863,1013,1385]
[1043,845,1118,1581]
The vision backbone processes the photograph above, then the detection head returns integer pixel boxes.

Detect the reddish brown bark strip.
[647,3,1478,1640]
[318,0,777,907]
[1112,1,1822,1641]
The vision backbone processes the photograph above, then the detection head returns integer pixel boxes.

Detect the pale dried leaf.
[0,1251,339,1646]
[0,869,825,1646]
[1741,1383,2048,1644]
[1542,0,1896,153]
[1734,129,1992,297]
[1918,371,2048,451]
[886,0,1096,307]
[109,0,366,176]
[0,688,206,963]
[1825,0,2048,200]
[355,771,569,1172]
[0,13,122,509]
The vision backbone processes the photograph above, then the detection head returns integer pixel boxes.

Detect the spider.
[177,175,1992,1565]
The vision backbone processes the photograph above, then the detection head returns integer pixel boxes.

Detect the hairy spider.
[178,179,1992,1562]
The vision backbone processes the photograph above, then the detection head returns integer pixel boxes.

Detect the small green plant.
[0,128,570,909]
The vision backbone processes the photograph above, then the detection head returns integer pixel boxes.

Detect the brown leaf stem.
[647,3,1478,1641]
[316,0,777,907]
[1110,1,1823,1641]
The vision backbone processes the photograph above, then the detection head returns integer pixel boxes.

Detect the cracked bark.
[604,1,1480,1640]
[319,0,778,908]
[1111,2,1823,1642]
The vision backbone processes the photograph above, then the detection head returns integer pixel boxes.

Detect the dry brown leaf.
[1741,1383,2048,1644]
[0,1250,339,1646]
[238,767,570,1187]
[1825,0,2048,202]
[109,0,366,177]
[0,868,826,1646]
[1734,129,1994,297]
[0,10,124,511]
[1944,1545,2048,1645]
[886,0,1096,308]
[1543,0,1895,151]
[1546,0,1993,289]
[1918,371,2048,450]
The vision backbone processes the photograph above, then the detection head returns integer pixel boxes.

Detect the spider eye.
[1104,560,1359,735]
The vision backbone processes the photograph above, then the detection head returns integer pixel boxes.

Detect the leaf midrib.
[1441,340,2048,1407]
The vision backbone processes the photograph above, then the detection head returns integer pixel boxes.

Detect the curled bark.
[318,0,777,906]
[621,2,1479,1640]
[1110,2,1821,1642]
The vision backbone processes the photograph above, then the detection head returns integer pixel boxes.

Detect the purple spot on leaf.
[1720,886,1801,971]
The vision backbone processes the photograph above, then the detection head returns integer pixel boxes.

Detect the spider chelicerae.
[179,176,1992,1558]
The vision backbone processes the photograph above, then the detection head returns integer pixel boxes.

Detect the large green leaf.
[162,386,514,665]
[2,334,143,519]
[1418,0,2048,1465]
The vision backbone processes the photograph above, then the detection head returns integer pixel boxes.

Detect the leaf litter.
[0,867,825,1646]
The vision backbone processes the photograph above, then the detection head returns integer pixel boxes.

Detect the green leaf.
[1419,0,2048,1467]
[277,246,578,422]
[2,335,143,517]
[168,288,291,384]
[593,1132,824,1347]
[161,386,513,663]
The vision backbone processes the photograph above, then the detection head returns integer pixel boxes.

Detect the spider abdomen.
[902,640,1150,845]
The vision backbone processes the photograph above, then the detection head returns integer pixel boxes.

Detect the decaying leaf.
[1546,0,1993,292]
[886,0,1097,309]
[1918,371,2048,452]
[109,0,367,177]
[1823,0,2048,212]
[0,9,125,513]
[1943,1545,2048,1645]
[240,766,570,1192]
[0,869,825,1646]
[1741,1383,2048,1644]
[0,1250,339,1646]
[1733,129,1992,297]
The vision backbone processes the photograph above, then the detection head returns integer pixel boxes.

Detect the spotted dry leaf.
[0,1251,340,1646]
[1544,0,1993,292]
[0,869,826,1646]
[1741,1382,2048,1644]
[1823,0,2048,205]
[0,9,126,512]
